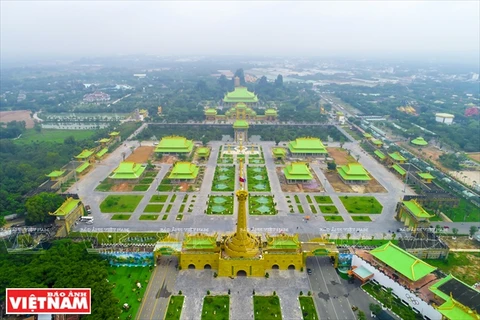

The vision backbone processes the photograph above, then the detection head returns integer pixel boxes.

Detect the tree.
[369,303,382,316]
[234,68,246,86]
[347,233,351,241]
[327,162,337,171]
[452,228,459,239]
[25,192,64,225]
[34,123,42,133]
[469,226,478,237]
[357,310,367,320]
[391,233,396,240]
[64,135,76,145]
[275,74,283,87]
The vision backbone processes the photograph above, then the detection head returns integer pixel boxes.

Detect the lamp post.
[403,162,411,193]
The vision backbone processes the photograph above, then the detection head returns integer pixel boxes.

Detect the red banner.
[6,288,91,314]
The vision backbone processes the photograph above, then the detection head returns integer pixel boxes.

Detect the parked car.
[85,205,92,214]
[307,268,312,275]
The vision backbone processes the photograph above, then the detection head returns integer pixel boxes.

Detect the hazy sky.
[1,1,479,61]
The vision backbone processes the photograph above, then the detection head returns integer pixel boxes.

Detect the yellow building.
[49,197,85,237]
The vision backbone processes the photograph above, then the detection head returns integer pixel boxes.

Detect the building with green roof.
[109,131,121,143]
[272,147,286,160]
[418,172,435,183]
[223,87,259,105]
[288,137,328,156]
[391,163,406,177]
[283,162,313,183]
[389,151,407,163]
[155,136,194,155]
[96,148,108,159]
[196,147,210,160]
[411,137,428,146]
[337,163,371,184]
[204,108,218,121]
[75,149,94,161]
[109,161,146,181]
[429,274,480,320]
[46,170,66,181]
[49,197,84,237]
[169,162,199,181]
[370,242,437,283]
[371,139,383,148]
[98,138,111,145]
[233,119,249,143]
[264,108,277,121]
[76,162,90,174]
[374,150,386,161]
[363,133,373,140]
[396,199,434,231]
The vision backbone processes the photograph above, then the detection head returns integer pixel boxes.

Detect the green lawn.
[247,166,271,192]
[150,195,168,203]
[201,295,229,320]
[179,204,185,213]
[143,204,164,213]
[170,194,177,202]
[294,195,301,204]
[351,215,372,222]
[254,295,282,320]
[339,196,383,214]
[166,204,173,213]
[182,195,188,203]
[158,184,175,191]
[108,266,153,320]
[342,127,362,141]
[165,295,184,320]
[319,205,339,214]
[306,195,313,204]
[324,216,344,222]
[299,296,319,320]
[133,185,150,191]
[207,196,234,215]
[438,198,480,222]
[211,166,235,192]
[111,214,131,220]
[140,178,154,184]
[298,205,305,214]
[309,205,318,214]
[14,129,96,144]
[68,232,167,244]
[139,215,159,221]
[95,180,114,192]
[249,195,276,215]
[314,196,333,204]
[100,195,143,213]
[425,252,480,285]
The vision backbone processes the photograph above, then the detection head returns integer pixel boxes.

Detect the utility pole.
[403,162,411,193]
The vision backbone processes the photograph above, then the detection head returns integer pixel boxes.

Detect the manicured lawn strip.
[100,195,143,213]
[111,214,131,220]
[165,295,184,320]
[299,296,319,320]
[15,129,96,144]
[306,195,313,204]
[211,165,235,192]
[108,266,153,320]
[182,195,188,203]
[425,252,480,285]
[170,194,177,202]
[150,195,169,203]
[133,185,150,191]
[253,295,282,320]
[314,196,333,204]
[144,171,158,177]
[143,204,164,213]
[362,282,418,320]
[436,198,480,222]
[140,178,154,184]
[249,195,277,215]
[166,204,173,213]
[294,195,301,204]
[206,196,234,215]
[351,215,372,222]
[247,165,271,192]
[298,205,305,214]
[319,205,339,214]
[201,295,229,320]
[339,196,383,214]
[162,215,168,220]
[176,214,183,221]
[179,204,185,213]
[96,181,114,192]
[68,232,167,244]
[309,205,318,214]
[324,215,344,222]
[158,184,175,191]
[139,215,159,221]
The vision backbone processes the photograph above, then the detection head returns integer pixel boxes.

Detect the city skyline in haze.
[1,1,479,64]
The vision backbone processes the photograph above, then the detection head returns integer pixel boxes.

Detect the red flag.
[239,176,245,183]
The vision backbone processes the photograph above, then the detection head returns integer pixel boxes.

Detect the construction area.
[125,146,155,163]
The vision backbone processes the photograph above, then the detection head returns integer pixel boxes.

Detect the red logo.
[6,288,91,314]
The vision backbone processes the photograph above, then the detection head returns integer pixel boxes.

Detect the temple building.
[283,162,313,183]
[46,170,66,181]
[169,162,199,182]
[411,137,428,147]
[109,161,146,182]
[109,131,121,143]
[154,136,194,155]
[96,148,108,160]
[418,172,435,184]
[272,147,286,160]
[429,274,480,320]
[396,200,434,232]
[233,120,249,143]
[371,139,383,148]
[288,137,328,156]
[374,150,386,162]
[196,147,210,160]
[389,151,407,164]
[223,77,259,107]
[75,149,95,162]
[49,197,85,237]
[337,163,371,184]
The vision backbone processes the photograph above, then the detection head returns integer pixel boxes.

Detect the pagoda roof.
[370,242,436,281]
[223,87,258,103]
[75,149,94,159]
[363,133,372,138]
[265,109,277,115]
[436,297,479,320]
[372,139,383,145]
[46,170,65,178]
[374,150,386,160]
[411,137,428,146]
[389,151,407,162]
[51,198,80,216]
[197,147,210,156]
[272,147,286,156]
[109,131,120,136]
[76,162,90,173]
[337,163,371,181]
[266,234,300,250]
[284,162,313,180]
[169,162,199,180]
[98,138,110,143]
[183,234,217,250]
[155,136,193,153]
[391,164,406,175]
[429,274,480,315]
[96,148,108,158]
[110,162,146,179]
[418,172,435,180]
[402,200,434,219]
[288,137,327,154]
[204,108,217,115]
[233,120,249,129]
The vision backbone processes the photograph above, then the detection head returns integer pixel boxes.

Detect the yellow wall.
[180,252,219,270]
